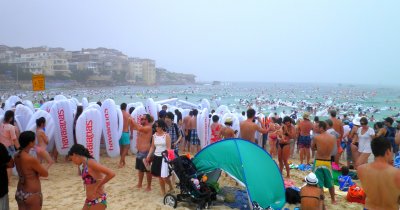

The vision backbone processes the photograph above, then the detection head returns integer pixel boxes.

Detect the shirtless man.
[330,110,344,165]
[182,111,193,152]
[189,109,201,153]
[119,103,131,168]
[298,113,313,165]
[358,136,400,210]
[239,108,268,143]
[311,121,336,204]
[131,114,153,191]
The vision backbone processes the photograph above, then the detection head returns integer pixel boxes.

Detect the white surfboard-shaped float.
[101,99,122,157]
[50,100,75,155]
[145,98,158,121]
[15,104,33,132]
[197,108,211,149]
[54,95,68,101]
[82,97,89,109]
[41,101,55,113]
[4,95,21,111]
[26,110,56,152]
[23,100,35,113]
[215,105,230,117]
[255,113,266,147]
[76,108,102,162]
[130,106,147,154]
[201,99,211,111]
[126,102,143,114]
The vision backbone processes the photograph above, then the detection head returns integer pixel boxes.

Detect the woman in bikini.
[35,117,54,170]
[68,144,115,210]
[278,116,296,178]
[267,117,279,158]
[14,131,48,210]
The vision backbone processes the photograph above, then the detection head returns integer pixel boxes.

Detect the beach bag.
[285,187,301,204]
[160,157,170,178]
[346,185,366,204]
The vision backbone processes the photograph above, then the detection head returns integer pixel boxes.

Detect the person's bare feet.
[144,187,151,192]
[136,184,142,189]
[118,162,125,168]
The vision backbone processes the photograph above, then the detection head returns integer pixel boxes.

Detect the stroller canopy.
[193,138,285,209]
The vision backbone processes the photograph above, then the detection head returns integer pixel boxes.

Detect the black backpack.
[285,187,301,204]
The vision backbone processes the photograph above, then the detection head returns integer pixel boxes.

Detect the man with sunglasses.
[131,114,153,191]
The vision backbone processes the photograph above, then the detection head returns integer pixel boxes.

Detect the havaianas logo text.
[86,120,94,156]
[58,109,69,149]
[104,108,114,150]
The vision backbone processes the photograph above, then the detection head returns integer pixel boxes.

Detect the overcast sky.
[1,1,399,85]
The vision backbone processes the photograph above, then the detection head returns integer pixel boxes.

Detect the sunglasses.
[361,122,367,125]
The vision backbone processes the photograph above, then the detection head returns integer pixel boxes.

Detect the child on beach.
[338,166,355,192]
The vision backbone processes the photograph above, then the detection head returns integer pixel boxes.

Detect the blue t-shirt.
[394,152,400,168]
[338,175,354,191]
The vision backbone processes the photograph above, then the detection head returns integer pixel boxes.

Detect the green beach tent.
[193,138,286,209]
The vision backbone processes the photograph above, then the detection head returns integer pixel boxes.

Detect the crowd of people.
[2,100,400,210]
[236,108,400,210]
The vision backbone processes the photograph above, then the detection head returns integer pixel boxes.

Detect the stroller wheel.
[164,193,178,208]
[205,201,212,209]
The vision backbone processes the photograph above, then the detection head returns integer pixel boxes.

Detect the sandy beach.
[7,149,365,210]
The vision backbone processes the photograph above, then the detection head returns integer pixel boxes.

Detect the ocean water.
[3,82,400,122]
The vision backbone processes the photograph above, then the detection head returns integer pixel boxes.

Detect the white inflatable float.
[26,110,56,152]
[50,100,75,155]
[81,97,89,109]
[40,101,55,113]
[15,104,33,132]
[101,99,122,157]
[76,108,102,161]
[197,108,211,148]
[23,100,35,113]
[4,95,21,111]
[201,99,211,111]
[215,105,230,117]
[145,98,158,121]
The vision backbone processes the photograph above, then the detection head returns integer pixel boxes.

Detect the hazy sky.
[1,1,399,85]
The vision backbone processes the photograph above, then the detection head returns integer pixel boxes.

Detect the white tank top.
[153,133,167,156]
